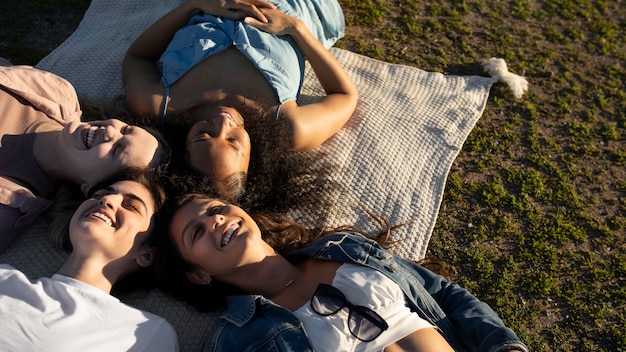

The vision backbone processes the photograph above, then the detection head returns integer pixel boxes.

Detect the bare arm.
[245,9,357,151]
[122,0,274,117]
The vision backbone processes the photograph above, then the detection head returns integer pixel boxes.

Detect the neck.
[265,258,344,311]
[227,253,299,299]
[56,252,116,294]
[32,131,80,185]
[265,265,299,300]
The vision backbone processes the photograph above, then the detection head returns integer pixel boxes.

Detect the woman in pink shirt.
[0,62,170,252]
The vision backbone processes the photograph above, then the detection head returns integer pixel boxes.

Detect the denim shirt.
[203,232,529,352]
[159,0,345,104]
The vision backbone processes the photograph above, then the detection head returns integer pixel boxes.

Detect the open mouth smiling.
[212,111,243,127]
[83,126,99,149]
[221,222,241,247]
[221,112,239,126]
[89,211,114,227]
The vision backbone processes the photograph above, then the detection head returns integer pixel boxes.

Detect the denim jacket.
[160,0,344,104]
[203,232,529,352]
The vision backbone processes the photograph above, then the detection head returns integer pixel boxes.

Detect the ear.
[136,247,155,267]
[80,182,91,197]
[186,270,212,285]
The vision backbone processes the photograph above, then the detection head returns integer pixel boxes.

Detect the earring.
[202,281,211,286]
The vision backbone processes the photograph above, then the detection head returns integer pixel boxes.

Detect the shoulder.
[124,78,165,118]
[0,263,21,279]
[0,65,81,123]
[139,313,179,350]
[311,232,378,249]
[275,100,298,119]
[207,296,311,351]
[287,232,382,261]
[0,65,77,100]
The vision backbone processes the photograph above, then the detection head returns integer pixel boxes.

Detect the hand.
[243,7,302,36]
[191,0,275,23]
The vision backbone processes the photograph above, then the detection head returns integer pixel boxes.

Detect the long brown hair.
[43,168,167,295]
[154,194,397,311]
[45,168,166,251]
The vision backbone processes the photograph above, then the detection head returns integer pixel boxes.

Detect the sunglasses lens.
[310,284,389,342]
[311,285,344,316]
[348,307,388,342]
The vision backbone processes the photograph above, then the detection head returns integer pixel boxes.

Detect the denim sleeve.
[204,297,313,352]
[402,258,529,352]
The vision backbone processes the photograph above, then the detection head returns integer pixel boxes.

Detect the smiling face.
[186,107,251,196]
[61,119,160,185]
[69,180,156,262]
[169,197,272,282]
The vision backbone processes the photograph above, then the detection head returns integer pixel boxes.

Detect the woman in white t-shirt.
[156,194,528,352]
[0,169,179,351]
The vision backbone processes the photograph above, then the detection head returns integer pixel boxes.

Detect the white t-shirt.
[0,264,179,351]
[293,263,435,352]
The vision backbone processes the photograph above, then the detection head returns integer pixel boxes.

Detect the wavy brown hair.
[154,194,402,311]
[46,167,166,251]
[43,167,167,294]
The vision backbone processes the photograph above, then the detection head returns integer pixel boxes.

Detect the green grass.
[338,1,625,351]
[0,0,90,64]
[3,0,625,351]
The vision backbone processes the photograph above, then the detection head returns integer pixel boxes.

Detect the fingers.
[227,0,271,23]
[247,0,275,9]
[243,16,264,28]
[243,8,296,35]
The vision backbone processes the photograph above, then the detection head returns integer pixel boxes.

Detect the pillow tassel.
[481,58,529,99]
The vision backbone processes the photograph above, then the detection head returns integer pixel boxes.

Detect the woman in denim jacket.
[157,194,529,352]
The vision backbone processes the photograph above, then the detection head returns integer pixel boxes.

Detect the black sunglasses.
[310,283,389,342]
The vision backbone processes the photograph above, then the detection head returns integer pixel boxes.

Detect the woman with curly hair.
[123,0,356,201]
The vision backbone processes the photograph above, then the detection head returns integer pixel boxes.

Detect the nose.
[99,193,121,210]
[209,213,226,232]
[206,115,234,138]
[102,125,121,142]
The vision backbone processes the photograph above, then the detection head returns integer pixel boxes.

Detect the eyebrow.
[181,219,196,248]
[127,192,149,215]
[180,203,214,247]
[112,141,131,164]
[101,186,149,215]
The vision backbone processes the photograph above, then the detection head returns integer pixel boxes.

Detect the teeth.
[222,224,239,247]
[219,112,241,127]
[91,212,113,227]
[218,112,233,122]
[85,126,98,148]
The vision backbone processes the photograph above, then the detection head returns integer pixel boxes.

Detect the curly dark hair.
[159,101,274,202]
[158,99,344,213]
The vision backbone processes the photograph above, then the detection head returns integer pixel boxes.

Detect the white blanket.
[1,0,512,350]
